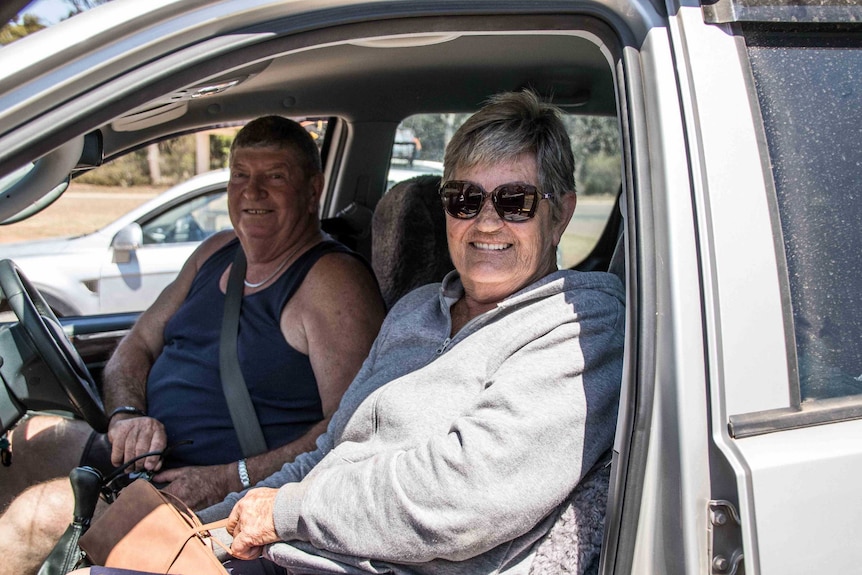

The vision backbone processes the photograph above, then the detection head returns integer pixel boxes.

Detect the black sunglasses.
[439,180,553,222]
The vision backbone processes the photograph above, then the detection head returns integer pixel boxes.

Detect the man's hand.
[107,416,167,471]
[226,488,280,560]
[153,464,233,510]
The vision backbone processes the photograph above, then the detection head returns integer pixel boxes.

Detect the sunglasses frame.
[439,180,553,222]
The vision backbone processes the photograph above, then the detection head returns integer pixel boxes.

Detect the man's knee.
[2,478,74,540]
[0,415,92,512]
[10,415,93,465]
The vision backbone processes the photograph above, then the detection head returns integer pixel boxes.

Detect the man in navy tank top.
[0,116,387,575]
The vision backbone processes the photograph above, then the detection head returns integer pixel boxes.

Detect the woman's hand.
[226,487,280,560]
[106,415,167,472]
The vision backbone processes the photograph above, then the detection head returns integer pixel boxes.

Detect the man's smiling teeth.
[473,242,510,251]
[246,209,270,214]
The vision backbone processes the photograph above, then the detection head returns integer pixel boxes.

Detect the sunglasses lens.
[442,183,483,218]
[495,184,537,221]
[441,181,543,221]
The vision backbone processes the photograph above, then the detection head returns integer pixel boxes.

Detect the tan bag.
[78,479,230,575]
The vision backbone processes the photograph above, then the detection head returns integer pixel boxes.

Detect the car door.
[666,3,862,574]
[97,188,229,313]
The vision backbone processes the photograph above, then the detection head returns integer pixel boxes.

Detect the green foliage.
[2,0,113,45]
[579,152,621,196]
[158,137,195,184]
[210,134,233,169]
[399,113,471,162]
[399,112,621,195]
[565,115,620,157]
[76,150,150,186]
[71,111,621,194]
[0,14,46,45]
[75,132,233,187]
[567,116,622,195]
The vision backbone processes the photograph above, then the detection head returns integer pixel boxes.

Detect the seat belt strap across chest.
[220,247,268,458]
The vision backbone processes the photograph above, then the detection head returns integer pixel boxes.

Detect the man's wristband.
[238,458,251,489]
[108,406,146,420]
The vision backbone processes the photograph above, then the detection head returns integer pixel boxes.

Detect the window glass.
[0,119,326,317]
[141,191,229,245]
[390,113,621,268]
[745,28,862,401]
[559,115,621,268]
[1,128,241,243]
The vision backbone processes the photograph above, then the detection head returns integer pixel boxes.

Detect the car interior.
[2,10,626,386]
[9,1,862,572]
[0,7,630,571]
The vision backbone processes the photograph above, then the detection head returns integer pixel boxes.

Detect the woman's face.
[445,154,576,305]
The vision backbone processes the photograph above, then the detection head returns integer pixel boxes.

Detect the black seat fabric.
[371,175,453,308]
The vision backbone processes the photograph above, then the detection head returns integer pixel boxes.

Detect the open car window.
[0,119,329,317]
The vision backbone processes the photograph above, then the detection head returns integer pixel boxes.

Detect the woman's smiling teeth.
[472,241,510,251]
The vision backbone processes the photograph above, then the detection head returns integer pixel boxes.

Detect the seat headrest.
[371,175,453,308]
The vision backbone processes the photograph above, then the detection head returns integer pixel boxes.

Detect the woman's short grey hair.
[230,115,322,179]
[443,90,576,223]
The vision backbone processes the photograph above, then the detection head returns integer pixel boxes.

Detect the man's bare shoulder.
[281,247,385,356]
[187,229,237,271]
[299,250,381,304]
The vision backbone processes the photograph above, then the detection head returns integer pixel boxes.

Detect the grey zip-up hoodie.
[200,269,625,574]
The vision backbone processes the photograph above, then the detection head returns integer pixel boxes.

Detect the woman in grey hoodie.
[83,89,625,575]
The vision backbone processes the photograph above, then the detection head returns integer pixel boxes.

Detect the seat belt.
[219,247,268,457]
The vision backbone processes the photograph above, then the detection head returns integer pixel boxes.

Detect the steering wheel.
[0,259,108,432]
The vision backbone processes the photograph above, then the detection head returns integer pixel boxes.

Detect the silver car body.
[1,1,860,573]
[0,169,229,316]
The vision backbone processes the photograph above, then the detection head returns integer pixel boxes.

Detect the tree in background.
[400,112,621,196]
[64,0,111,13]
[75,131,236,187]
[0,14,45,45]
[565,115,622,196]
[1,0,112,45]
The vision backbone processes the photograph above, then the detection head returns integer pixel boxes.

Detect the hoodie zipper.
[435,337,451,355]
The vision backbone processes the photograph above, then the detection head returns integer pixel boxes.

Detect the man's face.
[227,145,322,255]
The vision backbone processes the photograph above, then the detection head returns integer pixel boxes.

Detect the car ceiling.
[97,14,618,161]
[0,7,621,222]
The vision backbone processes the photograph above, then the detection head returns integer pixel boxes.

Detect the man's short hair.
[231,115,322,178]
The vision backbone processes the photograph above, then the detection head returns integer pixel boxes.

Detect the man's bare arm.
[102,231,236,470]
[155,251,386,508]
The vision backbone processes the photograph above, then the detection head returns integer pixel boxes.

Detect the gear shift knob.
[69,466,103,524]
[37,466,104,575]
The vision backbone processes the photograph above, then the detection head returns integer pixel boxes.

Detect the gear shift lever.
[37,466,103,575]
[69,466,102,524]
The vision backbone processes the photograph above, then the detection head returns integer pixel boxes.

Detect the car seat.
[371,174,453,309]
[371,174,623,573]
[529,453,612,575]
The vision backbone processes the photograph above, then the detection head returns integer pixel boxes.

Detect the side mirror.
[111,223,143,263]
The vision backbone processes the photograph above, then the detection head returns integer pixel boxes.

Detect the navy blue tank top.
[147,238,354,468]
